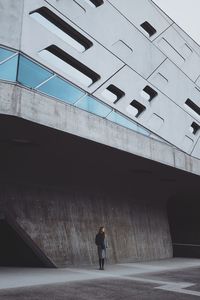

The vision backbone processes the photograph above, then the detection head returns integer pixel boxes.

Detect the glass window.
[107,111,150,136]
[0,47,16,63]
[137,125,150,136]
[75,95,112,117]
[17,55,53,88]
[37,76,85,104]
[107,111,138,131]
[0,55,18,81]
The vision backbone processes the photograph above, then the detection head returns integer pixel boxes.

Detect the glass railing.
[0,45,156,138]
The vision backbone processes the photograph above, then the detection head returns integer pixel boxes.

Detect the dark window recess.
[185,98,200,116]
[46,45,100,84]
[191,122,200,135]
[143,85,158,101]
[130,100,146,117]
[107,84,125,103]
[89,0,104,7]
[29,7,93,50]
[140,21,157,37]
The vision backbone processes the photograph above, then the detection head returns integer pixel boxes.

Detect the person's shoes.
[99,267,102,270]
[102,267,104,270]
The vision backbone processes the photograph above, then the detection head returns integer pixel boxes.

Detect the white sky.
[153,0,200,45]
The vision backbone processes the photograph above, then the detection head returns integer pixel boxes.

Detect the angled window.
[0,55,18,82]
[39,45,100,87]
[30,7,93,52]
[129,100,146,117]
[185,98,200,116]
[107,111,138,131]
[190,122,200,135]
[102,84,125,103]
[140,21,156,37]
[37,75,85,104]
[75,95,111,117]
[0,47,17,63]
[83,0,104,7]
[141,85,158,101]
[17,55,53,88]
[106,111,149,135]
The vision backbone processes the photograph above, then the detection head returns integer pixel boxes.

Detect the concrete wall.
[0,183,172,267]
[0,0,24,49]
[1,82,200,177]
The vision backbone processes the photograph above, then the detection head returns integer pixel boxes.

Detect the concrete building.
[0,0,200,267]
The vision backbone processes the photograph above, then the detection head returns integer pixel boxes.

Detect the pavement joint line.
[67,268,200,297]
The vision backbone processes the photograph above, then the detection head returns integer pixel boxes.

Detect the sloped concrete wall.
[0,183,172,267]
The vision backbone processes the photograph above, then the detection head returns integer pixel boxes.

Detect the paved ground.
[1,258,200,299]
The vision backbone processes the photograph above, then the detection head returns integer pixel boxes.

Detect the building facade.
[0,0,200,267]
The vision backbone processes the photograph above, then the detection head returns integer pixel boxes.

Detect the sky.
[153,0,200,46]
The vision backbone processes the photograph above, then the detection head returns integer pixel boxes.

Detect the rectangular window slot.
[141,85,158,101]
[140,21,157,37]
[185,98,200,116]
[83,0,104,7]
[190,122,200,135]
[129,100,146,117]
[30,7,92,53]
[39,45,100,87]
[102,84,125,103]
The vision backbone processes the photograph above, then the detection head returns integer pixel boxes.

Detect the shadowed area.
[0,219,47,267]
[0,114,200,266]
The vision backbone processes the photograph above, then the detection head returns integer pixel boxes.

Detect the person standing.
[95,226,107,270]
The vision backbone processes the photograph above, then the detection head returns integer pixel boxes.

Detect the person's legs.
[102,259,104,270]
[99,259,102,270]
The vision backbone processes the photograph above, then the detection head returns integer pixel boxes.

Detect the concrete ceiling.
[1,114,199,202]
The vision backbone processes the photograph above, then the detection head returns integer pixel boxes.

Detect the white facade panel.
[154,26,200,82]
[93,65,200,153]
[46,0,166,78]
[148,59,200,123]
[108,0,171,40]
[21,0,124,93]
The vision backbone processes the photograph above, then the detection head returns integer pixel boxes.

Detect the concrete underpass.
[1,114,200,267]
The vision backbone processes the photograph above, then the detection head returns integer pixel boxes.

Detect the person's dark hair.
[98,226,105,237]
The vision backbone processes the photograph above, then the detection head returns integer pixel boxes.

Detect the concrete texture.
[1,114,200,267]
[0,0,24,49]
[1,259,200,299]
[0,183,172,267]
[1,82,200,177]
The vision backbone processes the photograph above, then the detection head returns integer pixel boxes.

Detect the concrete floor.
[1,258,200,299]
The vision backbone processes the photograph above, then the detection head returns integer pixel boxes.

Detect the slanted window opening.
[30,7,93,52]
[83,0,104,7]
[39,45,100,87]
[141,85,158,102]
[190,122,200,135]
[140,21,157,37]
[185,99,200,116]
[130,100,146,117]
[102,84,125,103]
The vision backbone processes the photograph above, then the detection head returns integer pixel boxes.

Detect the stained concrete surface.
[1,259,200,299]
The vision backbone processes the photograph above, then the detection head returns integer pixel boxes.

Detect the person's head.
[99,226,105,234]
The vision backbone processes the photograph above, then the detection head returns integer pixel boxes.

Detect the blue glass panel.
[107,111,138,131]
[0,55,18,81]
[17,55,53,88]
[0,48,16,62]
[37,76,85,104]
[76,95,112,117]
[137,125,150,136]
